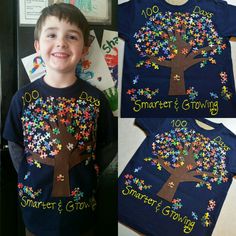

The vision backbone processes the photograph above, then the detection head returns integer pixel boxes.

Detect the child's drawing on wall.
[76,0,92,12]
[104,47,118,87]
[61,0,93,12]
[76,59,94,82]
[76,30,115,91]
[48,0,64,5]
[49,0,109,24]
[101,30,119,116]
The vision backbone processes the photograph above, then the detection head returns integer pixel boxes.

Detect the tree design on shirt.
[134,11,226,95]
[22,96,99,197]
[144,128,228,202]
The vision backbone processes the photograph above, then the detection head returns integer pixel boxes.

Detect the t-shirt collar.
[160,0,196,11]
[190,118,225,136]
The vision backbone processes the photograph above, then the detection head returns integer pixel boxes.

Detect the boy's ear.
[82,47,89,58]
[34,40,40,52]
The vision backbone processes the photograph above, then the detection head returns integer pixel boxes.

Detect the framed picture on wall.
[49,0,112,25]
[19,0,112,26]
[19,0,48,26]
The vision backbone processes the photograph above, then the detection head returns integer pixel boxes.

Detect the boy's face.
[34,16,88,75]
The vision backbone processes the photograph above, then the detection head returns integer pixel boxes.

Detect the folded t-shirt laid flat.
[119,0,236,117]
[119,118,236,236]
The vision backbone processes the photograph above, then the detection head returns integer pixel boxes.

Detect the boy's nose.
[56,38,68,48]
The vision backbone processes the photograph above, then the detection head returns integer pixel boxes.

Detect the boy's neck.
[43,72,77,88]
[165,0,188,5]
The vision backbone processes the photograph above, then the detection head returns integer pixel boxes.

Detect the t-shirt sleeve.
[3,93,24,145]
[95,92,116,172]
[96,92,115,149]
[216,0,236,37]
[118,1,134,40]
[135,118,166,135]
[8,141,25,173]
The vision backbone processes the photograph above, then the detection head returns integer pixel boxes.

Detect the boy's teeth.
[53,53,68,57]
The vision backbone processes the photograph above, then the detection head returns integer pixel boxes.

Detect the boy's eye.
[67,35,78,40]
[47,34,56,38]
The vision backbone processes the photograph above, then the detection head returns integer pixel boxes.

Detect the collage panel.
[118,0,236,117]
[118,118,236,236]
[1,1,118,236]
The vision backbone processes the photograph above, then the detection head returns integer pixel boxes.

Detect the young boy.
[3,3,114,236]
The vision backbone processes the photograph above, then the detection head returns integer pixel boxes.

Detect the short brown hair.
[34,3,89,46]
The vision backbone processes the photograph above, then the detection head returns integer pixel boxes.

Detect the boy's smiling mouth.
[52,52,70,58]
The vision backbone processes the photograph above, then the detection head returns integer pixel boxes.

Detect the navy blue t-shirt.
[119,0,236,117]
[3,77,113,236]
[118,118,236,236]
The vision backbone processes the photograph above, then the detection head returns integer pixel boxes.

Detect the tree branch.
[183,57,209,71]
[149,56,172,68]
[69,141,94,169]
[179,143,198,169]
[167,29,175,40]
[188,45,217,59]
[188,170,218,178]
[156,157,175,174]
[174,26,192,52]
[69,152,91,169]
[180,176,206,184]
[27,150,55,166]
[183,45,218,70]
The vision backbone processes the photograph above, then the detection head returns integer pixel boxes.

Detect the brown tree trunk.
[168,67,186,96]
[157,175,181,202]
[51,151,70,197]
